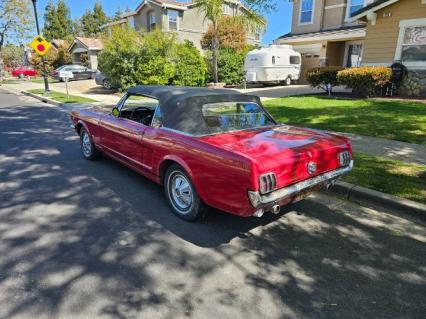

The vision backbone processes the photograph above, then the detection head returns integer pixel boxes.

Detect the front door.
[346,44,363,67]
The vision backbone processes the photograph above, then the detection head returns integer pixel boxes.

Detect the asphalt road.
[0,89,425,319]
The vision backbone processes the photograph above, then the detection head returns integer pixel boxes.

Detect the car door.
[99,94,155,168]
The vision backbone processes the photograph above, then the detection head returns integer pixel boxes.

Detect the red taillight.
[259,173,277,194]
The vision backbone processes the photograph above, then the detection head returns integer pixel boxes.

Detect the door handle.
[136,129,144,135]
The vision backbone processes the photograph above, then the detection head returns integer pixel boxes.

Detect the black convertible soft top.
[126,85,269,135]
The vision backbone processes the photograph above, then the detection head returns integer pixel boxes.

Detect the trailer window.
[290,56,300,64]
[272,56,276,64]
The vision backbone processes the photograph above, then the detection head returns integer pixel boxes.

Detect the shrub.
[306,66,345,92]
[171,40,206,86]
[98,27,206,90]
[215,46,254,85]
[337,66,392,96]
[30,43,71,75]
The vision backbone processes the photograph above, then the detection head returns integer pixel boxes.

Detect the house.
[348,0,426,96]
[101,0,262,51]
[68,37,104,70]
[274,0,377,82]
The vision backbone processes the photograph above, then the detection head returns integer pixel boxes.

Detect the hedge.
[337,66,392,97]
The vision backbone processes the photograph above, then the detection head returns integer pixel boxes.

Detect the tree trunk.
[212,22,219,84]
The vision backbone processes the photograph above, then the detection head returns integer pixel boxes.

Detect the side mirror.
[111,107,119,117]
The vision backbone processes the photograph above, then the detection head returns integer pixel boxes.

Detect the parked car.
[95,72,112,90]
[51,65,97,81]
[244,45,301,85]
[70,86,353,221]
[11,66,37,78]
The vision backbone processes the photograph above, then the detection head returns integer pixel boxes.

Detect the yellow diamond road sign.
[29,35,52,56]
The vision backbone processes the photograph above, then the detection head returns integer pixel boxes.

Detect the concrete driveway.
[0,90,425,319]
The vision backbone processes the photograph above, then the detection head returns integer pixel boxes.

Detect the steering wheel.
[130,106,151,122]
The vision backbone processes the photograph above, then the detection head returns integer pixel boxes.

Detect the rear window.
[201,102,274,134]
[290,55,300,64]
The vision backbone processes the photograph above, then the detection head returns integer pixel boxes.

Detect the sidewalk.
[340,132,426,165]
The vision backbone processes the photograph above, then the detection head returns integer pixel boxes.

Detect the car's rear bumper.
[248,160,354,208]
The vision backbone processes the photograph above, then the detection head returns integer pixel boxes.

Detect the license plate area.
[292,182,325,202]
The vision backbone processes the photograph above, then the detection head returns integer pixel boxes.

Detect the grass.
[343,152,426,204]
[28,89,97,104]
[0,79,19,84]
[263,96,426,144]
[31,77,59,84]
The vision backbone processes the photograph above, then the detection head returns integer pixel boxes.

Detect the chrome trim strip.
[249,160,353,207]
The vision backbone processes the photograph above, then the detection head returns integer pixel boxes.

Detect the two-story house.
[101,0,262,51]
[274,0,375,82]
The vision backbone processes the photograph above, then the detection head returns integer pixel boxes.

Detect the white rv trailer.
[244,45,301,85]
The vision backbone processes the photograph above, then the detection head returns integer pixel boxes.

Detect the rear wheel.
[80,128,100,160]
[285,76,292,86]
[164,164,205,221]
[103,79,112,90]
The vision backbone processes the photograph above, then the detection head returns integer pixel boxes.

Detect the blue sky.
[31,0,293,44]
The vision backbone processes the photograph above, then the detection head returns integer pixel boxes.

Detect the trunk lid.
[199,125,351,189]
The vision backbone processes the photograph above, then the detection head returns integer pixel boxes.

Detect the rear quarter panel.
[149,129,257,216]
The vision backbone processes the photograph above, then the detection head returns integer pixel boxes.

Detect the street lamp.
[31,0,50,93]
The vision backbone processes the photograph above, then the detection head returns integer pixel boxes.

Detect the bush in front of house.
[98,27,207,90]
[171,40,207,87]
[337,66,392,96]
[214,46,254,85]
[306,66,345,92]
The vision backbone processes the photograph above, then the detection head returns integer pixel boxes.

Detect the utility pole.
[31,0,50,93]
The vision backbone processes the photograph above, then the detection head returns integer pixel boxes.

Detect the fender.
[158,154,208,203]
[77,119,92,136]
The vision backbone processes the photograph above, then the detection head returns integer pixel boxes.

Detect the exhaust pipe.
[326,180,336,190]
[271,204,280,214]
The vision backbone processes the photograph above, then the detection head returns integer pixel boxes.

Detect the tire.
[164,164,206,221]
[285,76,292,86]
[80,127,101,160]
[103,79,112,90]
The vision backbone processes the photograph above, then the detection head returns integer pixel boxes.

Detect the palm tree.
[194,0,265,83]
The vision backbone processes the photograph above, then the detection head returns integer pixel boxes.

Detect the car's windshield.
[201,102,275,134]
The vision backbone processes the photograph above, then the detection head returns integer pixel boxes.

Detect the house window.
[223,4,232,15]
[299,0,314,24]
[148,12,156,31]
[400,26,426,62]
[348,0,365,17]
[168,10,178,31]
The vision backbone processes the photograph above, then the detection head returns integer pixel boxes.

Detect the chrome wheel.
[168,171,193,213]
[82,131,92,157]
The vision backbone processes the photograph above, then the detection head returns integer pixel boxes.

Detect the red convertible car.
[70,86,353,221]
[11,66,37,78]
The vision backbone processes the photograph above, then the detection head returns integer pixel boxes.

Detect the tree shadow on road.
[0,104,425,318]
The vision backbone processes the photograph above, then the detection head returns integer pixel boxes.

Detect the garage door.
[299,54,320,84]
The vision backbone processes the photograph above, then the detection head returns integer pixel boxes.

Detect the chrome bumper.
[248,160,353,208]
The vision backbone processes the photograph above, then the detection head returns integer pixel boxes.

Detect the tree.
[201,16,247,52]
[81,1,109,37]
[1,44,25,68]
[43,0,73,41]
[193,0,265,83]
[0,0,33,53]
[30,43,71,74]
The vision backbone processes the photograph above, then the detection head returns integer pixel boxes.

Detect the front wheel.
[164,164,206,221]
[80,128,101,160]
[103,79,112,90]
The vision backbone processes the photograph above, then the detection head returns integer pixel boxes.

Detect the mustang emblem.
[307,161,317,174]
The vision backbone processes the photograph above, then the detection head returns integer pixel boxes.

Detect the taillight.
[338,151,351,166]
[259,173,277,194]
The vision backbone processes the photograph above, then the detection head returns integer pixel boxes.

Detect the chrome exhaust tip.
[253,208,264,218]
[326,180,336,190]
[271,204,280,214]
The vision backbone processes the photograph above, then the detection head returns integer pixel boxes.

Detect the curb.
[21,90,60,106]
[327,180,426,220]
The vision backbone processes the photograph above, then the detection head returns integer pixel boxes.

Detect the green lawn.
[28,89,97,104]
[263,96,426,144]
[31,77,59,84]
[343,152,426,204]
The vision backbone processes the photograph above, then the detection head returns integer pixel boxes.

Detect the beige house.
[274,0,378,82]
[101,0,262,51]
[349,0,426,95]
[68,37,104,70]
